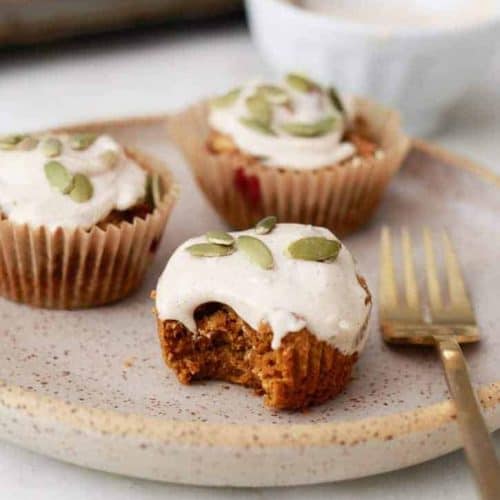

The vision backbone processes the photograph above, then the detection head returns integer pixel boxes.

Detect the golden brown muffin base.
[97,202,153,228]
[157,303,360,410]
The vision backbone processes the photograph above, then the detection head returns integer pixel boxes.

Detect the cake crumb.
[123,356,136,369]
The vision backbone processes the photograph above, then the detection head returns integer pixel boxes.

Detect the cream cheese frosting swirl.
[156,223,371,354]
[208,75,356,169]
[0,133,147,230]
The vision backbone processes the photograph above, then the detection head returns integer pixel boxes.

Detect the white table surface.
[0,20,499,500]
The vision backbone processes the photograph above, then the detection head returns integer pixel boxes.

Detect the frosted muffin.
[168,74,409,236]
[155,219,371,410]
[0,131,177,308]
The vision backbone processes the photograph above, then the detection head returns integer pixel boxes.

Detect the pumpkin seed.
[100,149,119,168]
[69,173,93,203]
[145,175,153,207]
[285,73,320,93]
[41,137,62,157]
[0,134,26,150]
[281,116,337,137]
[145,173,162,208]
[151,173,163,207]
[239,117,275,136]
[44,161,74,194]
[186,242,235,257]
[246,94,272,126]
[328,86,344,113]
[286,237,341,262]
[237,235,273,269]
[257,85,289,105]
[70,132,97,150]
[206,230,234,246]
[255,215,277,235]
[210,88,241,108]
[17,136,39,151]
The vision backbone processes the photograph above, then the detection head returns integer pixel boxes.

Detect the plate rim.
[1,116,499,450]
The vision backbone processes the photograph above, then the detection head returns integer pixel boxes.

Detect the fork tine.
[423,227,443,312]
[442,231,474,317]
[401,227,420,311]
[380,226,398,310]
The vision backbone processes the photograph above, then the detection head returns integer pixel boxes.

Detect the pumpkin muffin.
[168,73,409,236]
[0,131,177,308]
[155,219,371,410]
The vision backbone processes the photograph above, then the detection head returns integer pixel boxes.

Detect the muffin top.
[156,222,371,354]
[0,132,147,230]
[208,74,357,169]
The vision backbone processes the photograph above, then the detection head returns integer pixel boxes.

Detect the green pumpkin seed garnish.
[186,243,235,258]
[239,117,275,136]
[44,161,74,194]
[151,173,163,207]
[328,86,345,113]
[70,132,97,150]
[145,173,163,208]
[17,136,39,151]
[246,94,272,126]
[257,85,289,105]
[0,134,26,150]
[285,73,320,93]
[41,137,62,157]
[281,116,337,137]
[255,215,277,235]
[145,174,153,207]
[210,87,241,108]
[69,173,93,203]
[286,237,341,262]
[100,149,119,168]
[237,235,274,270]
[206,230,234,246]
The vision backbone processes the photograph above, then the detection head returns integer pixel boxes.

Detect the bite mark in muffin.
[154,221,372,410]
[158,304,359,410]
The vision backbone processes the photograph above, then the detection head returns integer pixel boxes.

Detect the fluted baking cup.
[168,97,409,236]
[0,148,178,309]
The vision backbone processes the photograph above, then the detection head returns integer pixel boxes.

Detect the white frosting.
[156,223,371,354]
[209,79,356,169]
[0,134,147,230]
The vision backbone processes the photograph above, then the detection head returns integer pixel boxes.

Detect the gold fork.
[379,227,500,499]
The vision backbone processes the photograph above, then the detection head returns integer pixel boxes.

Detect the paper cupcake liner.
[168,98,409,236]
[0,148,178,309]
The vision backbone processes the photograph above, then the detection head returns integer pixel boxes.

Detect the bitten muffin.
[154,219,371,410]
[0,131,177,308]
[168,73,409,236]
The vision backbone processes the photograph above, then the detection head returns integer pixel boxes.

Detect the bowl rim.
[252,0,500,39]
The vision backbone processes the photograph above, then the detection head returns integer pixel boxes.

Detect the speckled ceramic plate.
[0,117,498,487]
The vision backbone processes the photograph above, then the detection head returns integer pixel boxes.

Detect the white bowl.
[245,0,500,136]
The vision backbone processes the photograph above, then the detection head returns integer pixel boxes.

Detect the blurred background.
[1,2,500,498]
[0,0,243,46]
[1,0,500,168]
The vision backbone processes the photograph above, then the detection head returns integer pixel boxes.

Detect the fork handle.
[436,337,500,499]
